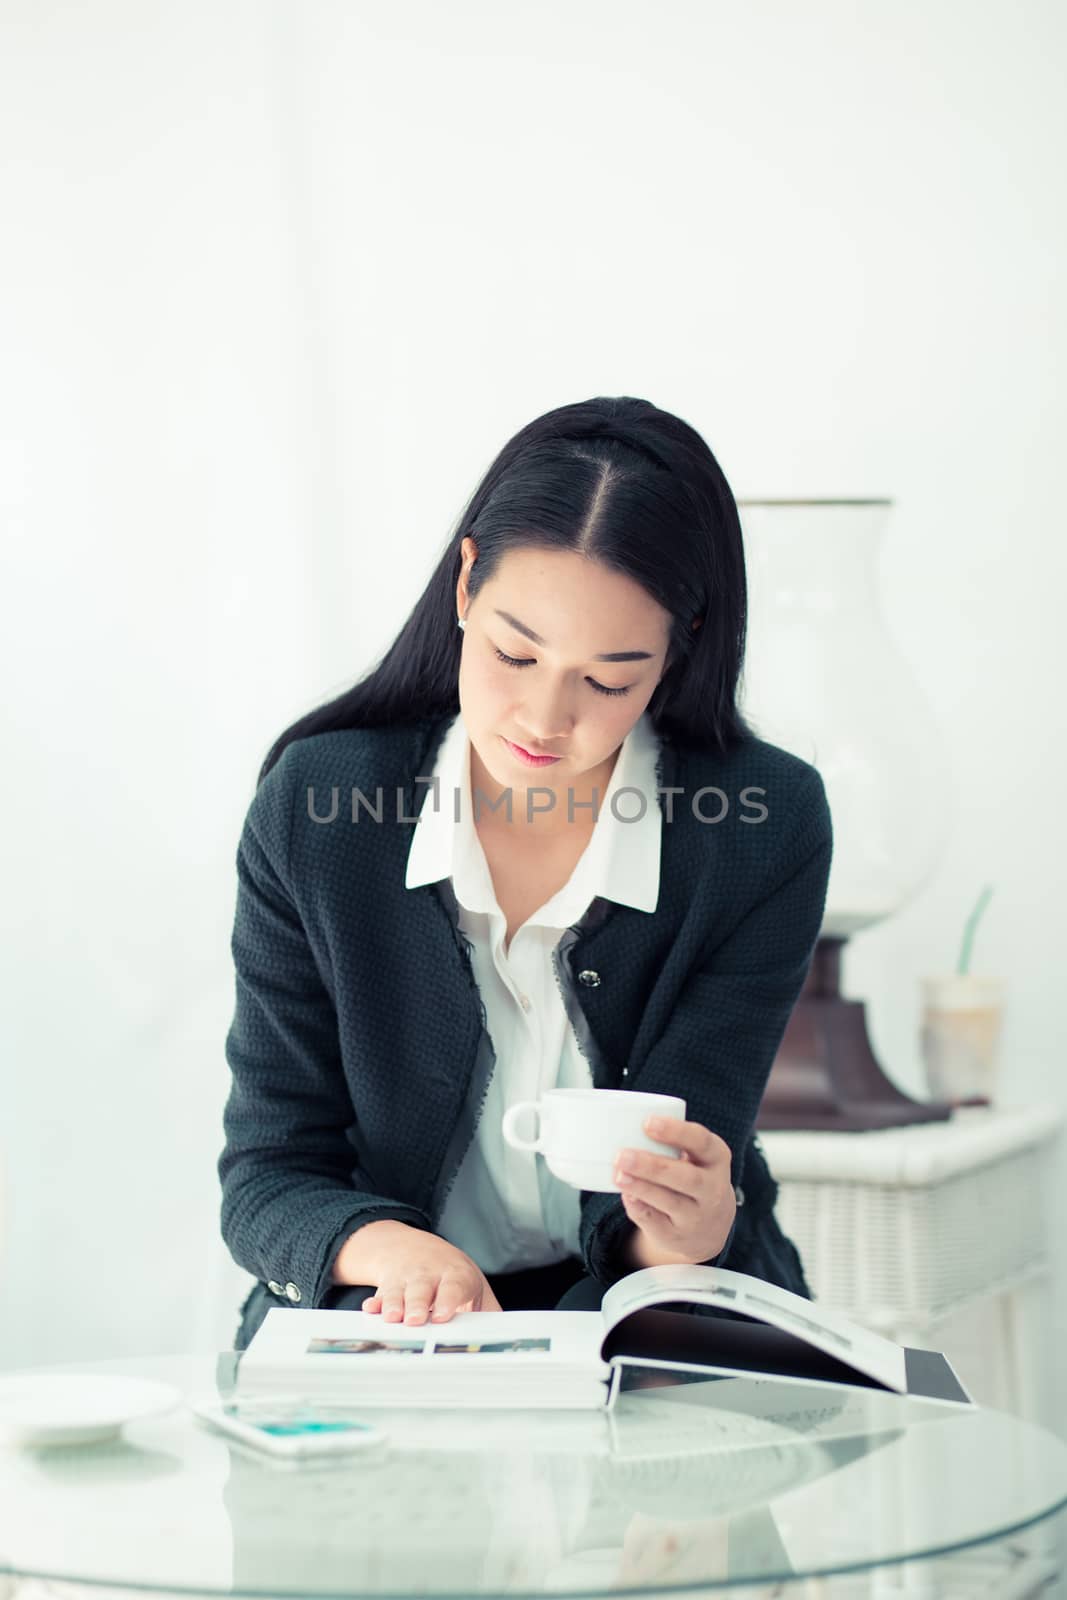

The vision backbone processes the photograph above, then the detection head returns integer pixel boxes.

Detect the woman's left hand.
[614,1115,735,1263]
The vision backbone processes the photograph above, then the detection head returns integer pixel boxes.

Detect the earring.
[457,617,466,631]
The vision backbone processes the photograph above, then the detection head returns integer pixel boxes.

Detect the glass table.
[1,1350,1066,1599]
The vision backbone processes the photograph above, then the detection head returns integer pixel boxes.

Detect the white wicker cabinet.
[758,1103,1063,1423]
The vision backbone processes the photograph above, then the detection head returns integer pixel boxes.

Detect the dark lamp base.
[757,937,955,1132]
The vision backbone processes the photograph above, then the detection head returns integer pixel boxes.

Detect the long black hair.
[258,395,756,784]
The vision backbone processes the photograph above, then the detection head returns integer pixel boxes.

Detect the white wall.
[3,0,1065,1423]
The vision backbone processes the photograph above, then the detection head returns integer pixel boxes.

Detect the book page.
[240,1307,610,1378]
[599,1266,907,1393]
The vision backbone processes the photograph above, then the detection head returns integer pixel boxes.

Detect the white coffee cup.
[501,1088,687,1192]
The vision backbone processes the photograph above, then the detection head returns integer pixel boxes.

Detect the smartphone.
[190,1397,387,1460]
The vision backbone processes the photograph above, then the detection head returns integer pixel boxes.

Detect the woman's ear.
[456,535,479,616]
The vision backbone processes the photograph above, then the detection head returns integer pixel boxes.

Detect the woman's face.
[455,539,673,818]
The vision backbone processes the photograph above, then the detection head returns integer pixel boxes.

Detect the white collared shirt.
[404,711,662,1272]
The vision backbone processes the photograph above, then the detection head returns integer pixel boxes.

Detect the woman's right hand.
[333,1219,503,1324]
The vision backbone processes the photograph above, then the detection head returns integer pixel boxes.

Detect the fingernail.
[646,1116,663,1132]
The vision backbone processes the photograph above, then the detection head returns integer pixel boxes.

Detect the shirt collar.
[404,711,662,919]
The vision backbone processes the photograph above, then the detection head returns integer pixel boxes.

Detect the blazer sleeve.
[578,771,833,1288]
[218,748,433,1308]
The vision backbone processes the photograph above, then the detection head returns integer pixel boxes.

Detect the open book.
[236,1264,973,1412]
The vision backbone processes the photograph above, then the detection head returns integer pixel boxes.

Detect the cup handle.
[502,1101,543,1152]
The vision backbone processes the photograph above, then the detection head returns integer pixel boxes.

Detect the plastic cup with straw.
[921,884,1005,1105]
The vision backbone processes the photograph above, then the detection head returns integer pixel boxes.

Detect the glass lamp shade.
[737,500,953,940]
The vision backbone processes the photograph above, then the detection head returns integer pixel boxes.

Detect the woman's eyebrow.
[492,608,655,662]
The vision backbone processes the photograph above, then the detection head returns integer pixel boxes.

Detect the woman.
[221,395,832,1352]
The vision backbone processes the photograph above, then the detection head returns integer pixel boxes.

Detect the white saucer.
[0,1373,181,1446]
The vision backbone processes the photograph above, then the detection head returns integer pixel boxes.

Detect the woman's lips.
[501,737,562,767]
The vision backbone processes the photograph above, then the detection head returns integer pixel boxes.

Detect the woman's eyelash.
[491,646,632,697]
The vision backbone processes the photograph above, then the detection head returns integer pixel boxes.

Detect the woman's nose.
[519,683,575,743]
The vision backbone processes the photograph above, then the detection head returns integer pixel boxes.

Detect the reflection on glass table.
[0,1352,1065,1598]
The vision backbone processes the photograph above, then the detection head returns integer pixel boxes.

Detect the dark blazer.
[219,712,833,1317]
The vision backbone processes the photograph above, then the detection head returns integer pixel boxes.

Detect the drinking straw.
[957,884,994,976]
